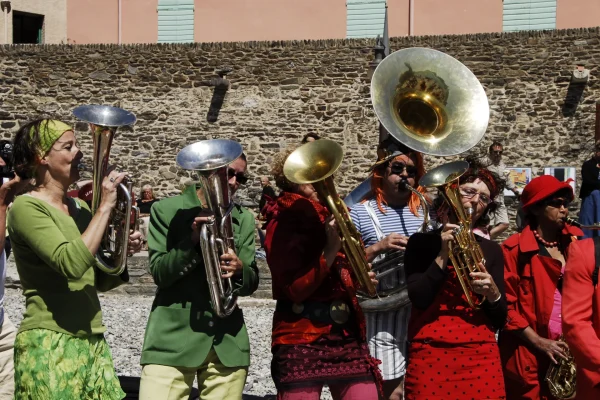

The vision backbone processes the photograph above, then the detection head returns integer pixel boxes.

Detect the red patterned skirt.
[405,341,506,400]
[271,333,379,390]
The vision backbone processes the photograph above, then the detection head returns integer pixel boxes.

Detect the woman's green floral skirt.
[14,329,125,400]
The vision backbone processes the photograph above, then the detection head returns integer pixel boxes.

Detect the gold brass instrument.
[419,161,486,309]
[564,217,600,230]
[283,139,377,297]
[371,47,489,156]
[545,335,577,399]
[176,139,243,318]
[73,105,138,276]
[364,47,490,309]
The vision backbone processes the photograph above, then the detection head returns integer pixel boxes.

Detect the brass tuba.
[73,105,138,276]
[176,139,242,318]
[283,139,377,297]
[545,335,577,399]
[363,47,490,309]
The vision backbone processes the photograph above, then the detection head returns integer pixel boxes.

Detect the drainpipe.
[1,1,10,44]
[408,0,414,36]
[595,101,600,144]
[118,0,122,44]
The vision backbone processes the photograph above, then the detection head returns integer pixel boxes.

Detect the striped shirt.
[350,199,424,380]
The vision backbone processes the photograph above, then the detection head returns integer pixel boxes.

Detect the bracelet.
[488,292,502,303]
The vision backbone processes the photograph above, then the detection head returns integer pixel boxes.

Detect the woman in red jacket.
[403,160,507,399]
[562,238,600,400]
[263,148,382,400]
[500,175,583,399]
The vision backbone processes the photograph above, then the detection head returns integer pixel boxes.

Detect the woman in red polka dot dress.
[403,160,507,399]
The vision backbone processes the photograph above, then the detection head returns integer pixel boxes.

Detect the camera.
[0,140,15,180]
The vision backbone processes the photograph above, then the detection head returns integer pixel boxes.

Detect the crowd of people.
[0,117,600,400]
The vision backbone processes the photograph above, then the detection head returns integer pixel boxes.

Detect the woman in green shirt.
[7,119,143,399]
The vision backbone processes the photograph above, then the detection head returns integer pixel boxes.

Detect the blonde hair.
[270,146,298,192]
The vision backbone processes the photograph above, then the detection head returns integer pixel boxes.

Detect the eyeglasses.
[228,169,248,185]
[459,187,492,206]
[545,198,570,209]
[389,162,418,177]
[492,150,503,155]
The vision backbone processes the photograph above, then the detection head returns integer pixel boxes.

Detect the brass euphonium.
[176,139,242,318]
[283,139,377,297]
[73,105,139,276]
[419,161,486,309]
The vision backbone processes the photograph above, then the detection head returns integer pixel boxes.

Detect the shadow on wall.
[561,81,587,117]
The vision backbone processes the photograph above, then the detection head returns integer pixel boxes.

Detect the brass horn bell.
[371,47,489,156]
[283,139,377,297]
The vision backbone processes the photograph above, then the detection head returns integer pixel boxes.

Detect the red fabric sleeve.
[267,217,332,304]
[502,243,530,331]
[563,240,600,371]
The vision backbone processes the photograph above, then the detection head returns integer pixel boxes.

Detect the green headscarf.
[32,120,73,155]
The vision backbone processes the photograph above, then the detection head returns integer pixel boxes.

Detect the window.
[346,0,386,38]
[158,0,194,43]
[13,11,44,44]
[503,0,557,32]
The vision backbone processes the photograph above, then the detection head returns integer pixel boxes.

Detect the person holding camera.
[0,139,30,400]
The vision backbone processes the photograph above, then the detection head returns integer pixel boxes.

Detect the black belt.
[275,300,352,326]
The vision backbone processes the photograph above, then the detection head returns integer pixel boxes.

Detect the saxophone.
[545,335,577,399]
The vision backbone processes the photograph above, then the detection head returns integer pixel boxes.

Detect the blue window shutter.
[346,0,386,38]
[158,0,194,43]
[503,0,557,32]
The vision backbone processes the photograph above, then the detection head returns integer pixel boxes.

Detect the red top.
[500,224,582,400]
[405,233,506,345]
[562,238,600,400]
[263,192,366,346]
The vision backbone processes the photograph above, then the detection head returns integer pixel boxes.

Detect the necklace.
[533,230,559,248]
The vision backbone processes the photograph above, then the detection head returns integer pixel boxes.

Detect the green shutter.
[158,0,194,43]
[346,0,386,38]
[503,0,556,32]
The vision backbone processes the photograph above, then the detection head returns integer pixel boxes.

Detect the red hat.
[521,175,574,213]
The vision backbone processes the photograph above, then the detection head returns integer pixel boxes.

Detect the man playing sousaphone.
[349,136,428,400]
[139,144,259,400]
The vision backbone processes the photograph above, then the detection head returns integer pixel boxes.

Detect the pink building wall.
[66,0,600,45]
[557,0,600,29]
[122,0,157,44]
[194,0,346,42]
[67,0,156,44]
[412,0,502,35]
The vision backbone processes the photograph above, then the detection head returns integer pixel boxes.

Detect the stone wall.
[1,28,600,232]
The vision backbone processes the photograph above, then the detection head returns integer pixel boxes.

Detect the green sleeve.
[8,198,96,280]
[148,200,203,288]
[233,208,259,297]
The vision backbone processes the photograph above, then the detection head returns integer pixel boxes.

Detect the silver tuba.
[176,139,242,318]
[73,105,139,276]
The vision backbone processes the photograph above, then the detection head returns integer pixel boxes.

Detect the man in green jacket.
[139,153,259,400]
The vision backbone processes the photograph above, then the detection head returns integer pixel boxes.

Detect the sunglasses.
[390,162,418,177]
[545,198,570,209]
[228,169,248,185]
[492,150,503,155]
